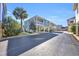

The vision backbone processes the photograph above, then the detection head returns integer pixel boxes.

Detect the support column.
[39,26,40,32]
[48,27,49,32]
[44,27,45,32]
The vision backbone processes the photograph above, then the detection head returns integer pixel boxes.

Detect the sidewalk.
[66,32,79,41]
[72,34,79,41]
[0,40,8,56]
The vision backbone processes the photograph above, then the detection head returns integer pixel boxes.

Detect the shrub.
[71,25,76,34]
[71,24,79,34]
[2,16,21,37]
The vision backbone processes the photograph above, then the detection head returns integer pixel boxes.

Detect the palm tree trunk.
[21,19,25,32]
[21,19,23,32]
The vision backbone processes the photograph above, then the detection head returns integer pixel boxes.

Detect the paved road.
[20,33,79,56]
[7,32,59,56]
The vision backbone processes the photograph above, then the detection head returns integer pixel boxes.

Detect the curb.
[0,32,61,42]
[72,34,79,41]
[67,32,79,41]
[0,33,39,42]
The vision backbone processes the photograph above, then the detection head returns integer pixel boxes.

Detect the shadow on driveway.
[7,33,58,56]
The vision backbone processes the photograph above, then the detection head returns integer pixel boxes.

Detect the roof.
[67,17,75,22]
[25,15,56,25]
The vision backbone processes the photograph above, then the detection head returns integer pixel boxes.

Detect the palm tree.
[13,7,28,32]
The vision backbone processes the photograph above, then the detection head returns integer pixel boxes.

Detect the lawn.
[18,32,32,36]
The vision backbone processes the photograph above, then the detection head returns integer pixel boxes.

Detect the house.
[24,15,57,32]
[61,26,68,31]
[67,17,76,32]
[56,25,63,31]
[73,3,79,35]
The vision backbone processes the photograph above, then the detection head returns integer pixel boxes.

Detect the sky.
[6,3,75,26]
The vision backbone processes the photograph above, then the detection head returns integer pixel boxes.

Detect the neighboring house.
[73,3,79,35]
[56,25,63,31]
[24,15,57,32]
[67,17,76,32]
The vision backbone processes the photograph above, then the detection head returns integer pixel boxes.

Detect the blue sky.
[6,3,75,26]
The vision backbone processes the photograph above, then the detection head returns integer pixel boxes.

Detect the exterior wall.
[75,9,78,23]
[0,3,2,39]
[75,3,79,23]
[74,3,79,35]
[24,16,56,32]
[0,3,8,56]
[77,4,79,23]
[24,20,30,32]
[68,22,74,32]
[68,25,73,32]
[67,17,75,32]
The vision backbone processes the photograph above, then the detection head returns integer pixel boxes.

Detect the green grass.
[18,32,31,36]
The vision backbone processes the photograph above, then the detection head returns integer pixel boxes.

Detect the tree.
[13,7,28,32]
[3,16,21,37]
